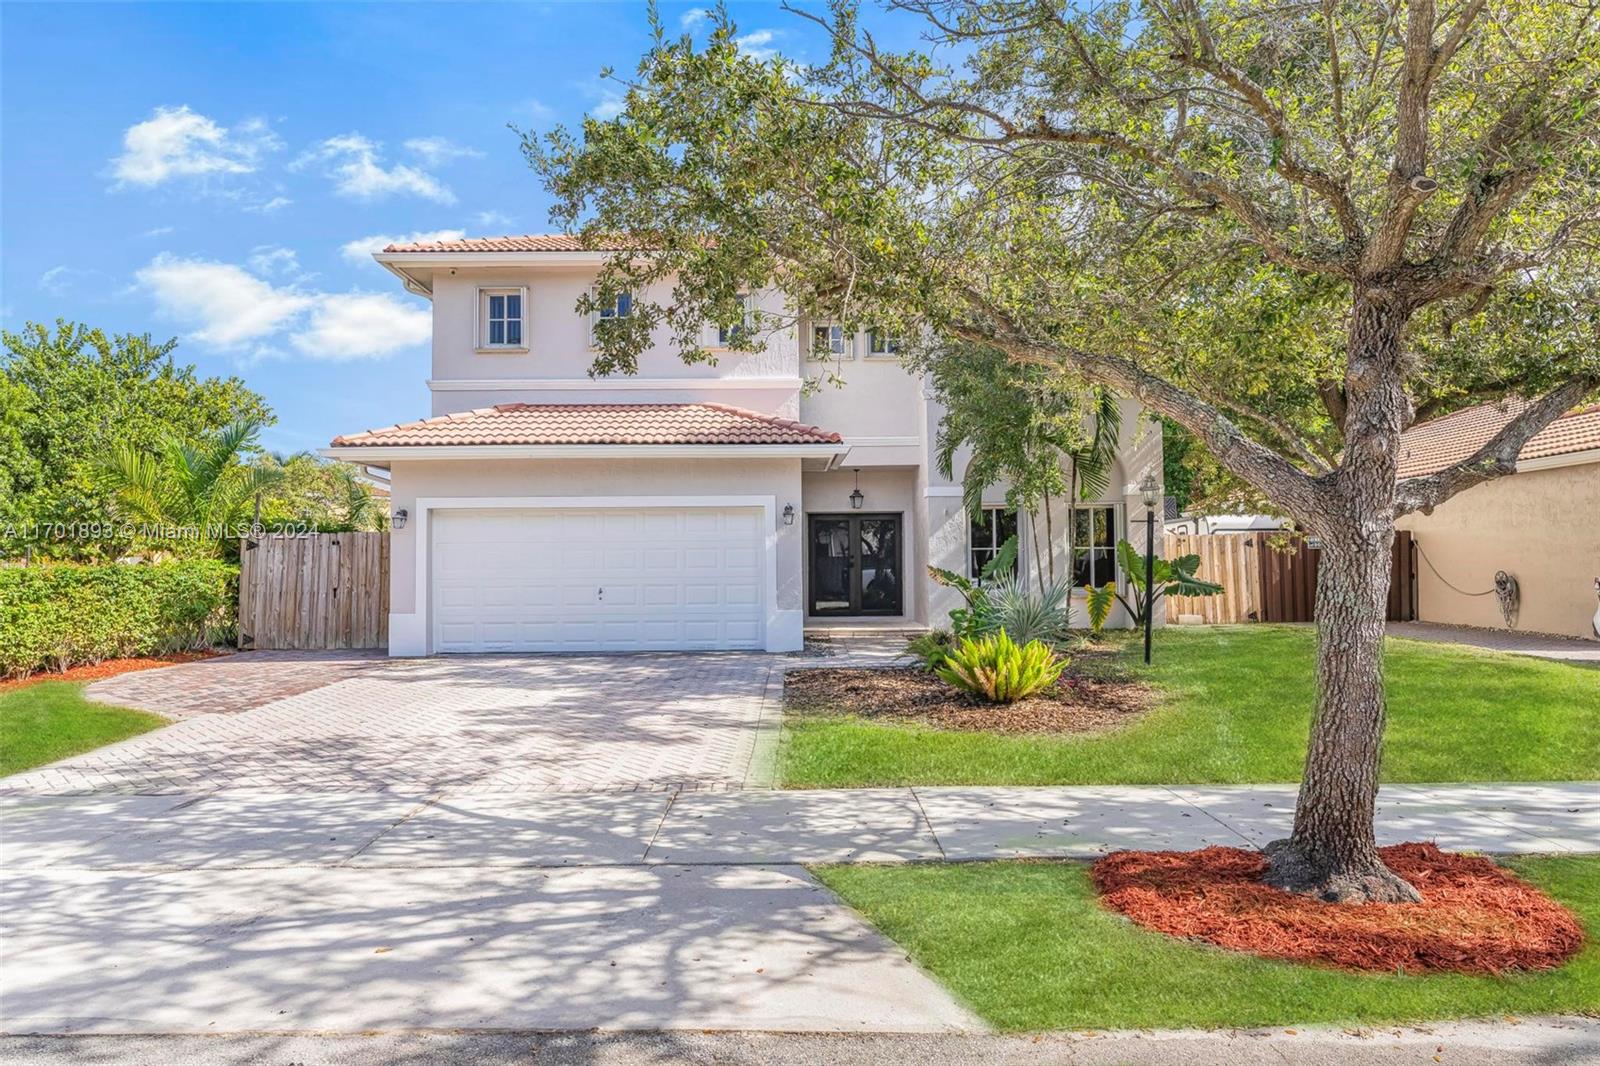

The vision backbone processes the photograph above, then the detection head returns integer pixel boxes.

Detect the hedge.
[0,561,237,678]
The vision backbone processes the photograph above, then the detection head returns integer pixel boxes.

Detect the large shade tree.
[534,1,1600,902]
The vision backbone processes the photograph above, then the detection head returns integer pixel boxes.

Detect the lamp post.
[1139,472,1160,665]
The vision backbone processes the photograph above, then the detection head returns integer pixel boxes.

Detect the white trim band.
[322,443,847,462]
[426,377,803,393]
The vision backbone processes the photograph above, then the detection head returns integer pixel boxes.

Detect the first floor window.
[1071,506,1118,588]
[809,322,851,360]
[970,507,1019,579]
[867,328,902,357]
[718,293,753,345]
[481,288,524,348]
[591,287,632,345]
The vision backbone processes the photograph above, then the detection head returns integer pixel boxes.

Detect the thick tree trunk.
[1263,294,1422,904]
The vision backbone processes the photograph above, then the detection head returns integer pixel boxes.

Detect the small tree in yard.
[534,3,1599,901]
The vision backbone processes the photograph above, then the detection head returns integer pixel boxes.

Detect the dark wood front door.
[808,513,903,616]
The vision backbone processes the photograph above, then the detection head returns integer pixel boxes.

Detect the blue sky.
[0,2,875,453]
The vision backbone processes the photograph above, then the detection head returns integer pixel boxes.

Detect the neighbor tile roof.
[330,402,844,447]
[380,234,644,253]
[1397,399,1600,478]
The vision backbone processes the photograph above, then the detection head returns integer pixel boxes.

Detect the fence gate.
[238,532,389,650]
[1166,530,1416,625]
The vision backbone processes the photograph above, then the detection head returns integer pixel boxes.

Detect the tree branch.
[1393,377,1599,515]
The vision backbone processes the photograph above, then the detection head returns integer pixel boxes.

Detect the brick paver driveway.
[0,653,782,795]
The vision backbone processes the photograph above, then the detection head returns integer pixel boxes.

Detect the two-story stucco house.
[322,235,1162,655]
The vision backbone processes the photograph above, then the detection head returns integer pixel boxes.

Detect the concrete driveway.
[0,651,784,795]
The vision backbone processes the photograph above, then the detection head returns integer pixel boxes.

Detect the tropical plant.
[258,452,387,532]
[1099,541,1224,627]
[538,2,1600,900]
[981,574,1073,646]
[935,631,1067,704]
[903,629,956,671]
[100,419,282,556]
[928,533,1018,638]
[1084,583,1117,636]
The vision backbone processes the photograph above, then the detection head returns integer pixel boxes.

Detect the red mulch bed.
[0,651,228,692]
[1091,843,1585,976]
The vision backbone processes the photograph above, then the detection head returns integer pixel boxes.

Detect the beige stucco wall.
[1396,461,1600,639]
[386,457,804,653]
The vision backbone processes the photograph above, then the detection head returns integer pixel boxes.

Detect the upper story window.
[1071,505,1119,588]
[866,328,902,358]
[808,322,853,360]
[970,507,1019,580]
[590,287,632,347]
[717,293,753,346]
[479,287,526,350]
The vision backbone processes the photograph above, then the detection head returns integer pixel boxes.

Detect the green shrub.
[983,576,1073,645]
[904,629,956,670]
[0,561,237,678]
[935,630,1067,704]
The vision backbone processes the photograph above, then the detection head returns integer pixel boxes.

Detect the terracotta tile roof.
[330,402,844,448]
[380,234,645,254]
[1397,399,1600,478]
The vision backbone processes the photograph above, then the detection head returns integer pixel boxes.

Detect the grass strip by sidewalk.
[813,856,1600,1032]
[780,626,1600,787]
[0,681,167,776]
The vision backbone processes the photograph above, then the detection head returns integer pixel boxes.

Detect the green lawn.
[814,856,1600,1031]
[0,681,167,777]
[780,626,1600,787]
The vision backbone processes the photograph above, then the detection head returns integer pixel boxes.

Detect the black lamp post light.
[1139,471,1160,665]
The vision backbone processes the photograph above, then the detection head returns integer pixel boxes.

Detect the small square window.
[807,321,852,360]
[480,288,525,349]
[590,287,632,346]
[969,507,1019,580]
[866,328,902,357]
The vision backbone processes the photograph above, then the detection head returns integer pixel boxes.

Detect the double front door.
[809,514,903,616]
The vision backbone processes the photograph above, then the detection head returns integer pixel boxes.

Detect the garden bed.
[785,660,1155,736]
[1092,843,1586,976]
[0,650,226,693]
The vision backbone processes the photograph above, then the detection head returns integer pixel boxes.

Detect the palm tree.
[101,418,282,555]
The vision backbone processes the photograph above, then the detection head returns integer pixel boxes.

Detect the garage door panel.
[432,506,765,653]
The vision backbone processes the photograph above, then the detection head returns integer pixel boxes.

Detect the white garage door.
[431,507,765,653]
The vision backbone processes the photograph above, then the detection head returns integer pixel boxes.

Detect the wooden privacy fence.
[1165,531,1416,625]
[238,532,389,650]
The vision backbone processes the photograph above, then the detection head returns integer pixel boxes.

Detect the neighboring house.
[1395,399,1600,640]
[1164,511,1290,536]
[323,235,1159,655]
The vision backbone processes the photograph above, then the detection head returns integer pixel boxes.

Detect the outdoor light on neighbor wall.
[392,508,408,530]
[849,469,864,510]
[782,504,795,526]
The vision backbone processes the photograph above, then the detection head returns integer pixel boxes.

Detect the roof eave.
[321,442,850,462]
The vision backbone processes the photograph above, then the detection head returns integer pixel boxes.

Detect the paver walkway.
[1388,620,1600,663]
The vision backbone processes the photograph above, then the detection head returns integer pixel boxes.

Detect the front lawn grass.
[814,855,1600,1031]
[780,626,1599,787]
[0,681,167,776]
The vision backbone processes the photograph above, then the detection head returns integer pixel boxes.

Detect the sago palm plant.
[935,630,1067,704]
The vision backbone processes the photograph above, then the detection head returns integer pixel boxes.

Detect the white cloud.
[403,136,484,166]
[295,133,455,204]
[592,93,627,120]
[522,99,555,122]
[39,266,113,296]
[735,29,780,60]
[680,7,708,29]
[136,254,313,347]
[137,252,429,360]
[339,229,466,264]
[112,106,280,187]
[141,225,175,238]
[38,267,71,294]
[245,195,293,214]
[291,293,431,359]
[247,245,300,276]
[472,210,517,229]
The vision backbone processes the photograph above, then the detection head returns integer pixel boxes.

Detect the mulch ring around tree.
[1092,843,1585,976]
[785,658,1155,736]
[0,651,228,692]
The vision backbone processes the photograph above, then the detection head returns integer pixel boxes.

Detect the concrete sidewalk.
[3,783,1594,871]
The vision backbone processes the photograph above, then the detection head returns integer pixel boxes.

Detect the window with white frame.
[479,288,525,349]
[807,321,852,360]
[866,328,902,357]
[590,286,632,346]
[969,507,1019,580]
[1070,505,1119,588]
[717,293,753,346]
